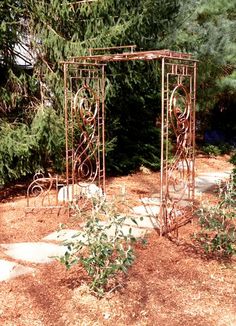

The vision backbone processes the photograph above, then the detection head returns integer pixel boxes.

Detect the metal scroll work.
[73,84,99,184]
[160,58,197,234]
[26,173,62,209]
[64,63,106,196]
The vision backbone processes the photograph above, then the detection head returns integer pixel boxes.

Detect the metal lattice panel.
[160,58,197,233]
[63,63,106,194]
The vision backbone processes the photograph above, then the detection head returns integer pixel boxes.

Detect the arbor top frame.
[61,45,197,64]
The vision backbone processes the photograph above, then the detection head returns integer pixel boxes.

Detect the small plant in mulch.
[193,174,236,258]
[59,195,141,297]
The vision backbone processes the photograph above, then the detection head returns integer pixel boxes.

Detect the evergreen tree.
[174,0,236,139]
[0,0,184,183]
[1,0,235,185]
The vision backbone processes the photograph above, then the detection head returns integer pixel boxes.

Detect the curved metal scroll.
[73,84,99,185]
[161,62,196,234]
[166,85,192,224]
[26,173,57,207]
[168,86,191,188]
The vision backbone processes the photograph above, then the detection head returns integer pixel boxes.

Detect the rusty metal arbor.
[61,46,197,233]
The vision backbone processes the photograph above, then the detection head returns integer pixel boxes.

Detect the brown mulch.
[0,155,235,326]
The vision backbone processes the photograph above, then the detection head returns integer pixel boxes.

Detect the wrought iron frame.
[63,62,106,196]
[160,57,197,234]
[27,46,197,234]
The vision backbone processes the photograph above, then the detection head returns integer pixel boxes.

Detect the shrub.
[193,176,236,258]
[201,143,234,157]
[229,151,236,166]
[201,144,222,157]
[0,121,37,185]
[59,196,139,297]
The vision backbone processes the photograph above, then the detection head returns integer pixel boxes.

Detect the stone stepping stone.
[139,197,161,205]
[0,242,67,264]
[123,216,160,229]
[132,205,160,216]
[43,229,80,242]
[43,229,89,246]
[0,259,35,282]
[195,171,232,193]
[46,224,147,242]
[96,222,147,238]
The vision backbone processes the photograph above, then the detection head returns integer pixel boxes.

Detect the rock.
[79,183,103,199]
[58,183,103,203]
[139,165,152,174]
[57,184,81,203]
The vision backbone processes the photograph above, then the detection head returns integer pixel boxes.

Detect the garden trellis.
[63,46,197,233]
[27,45,197,235]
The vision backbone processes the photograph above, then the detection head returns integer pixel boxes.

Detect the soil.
[0,155,235,326]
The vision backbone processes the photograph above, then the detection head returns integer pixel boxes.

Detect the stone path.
[0,169,233,282]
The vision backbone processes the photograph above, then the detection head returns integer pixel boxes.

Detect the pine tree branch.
[37,53,55,74]
[43,22,67,41]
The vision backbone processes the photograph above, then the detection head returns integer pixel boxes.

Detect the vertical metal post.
[101,64,106,193]
[192,61,197,201]
[160,57,165,234]
[64,63,69,190]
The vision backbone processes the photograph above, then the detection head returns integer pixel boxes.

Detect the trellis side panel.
[160,57,197,233]
[63,62,106,196]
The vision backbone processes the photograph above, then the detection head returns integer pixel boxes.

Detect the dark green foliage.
[201,144,222,157]
[230,152,236,167]
[230,152,236,185]
[0,106,65,185]
[31,105,65,172]
[0,122,36,185]
[201,143,233,157]
[106,61,161,174]
[0,0,181,183]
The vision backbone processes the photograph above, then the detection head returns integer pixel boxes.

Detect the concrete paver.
[139,197,161,205]
[195,171,232,193]
[97,221,147,238]
[0,259,35,282]
[1,242,67,264]
[132,205,160,216]
[123,216,160,229]
[43,229,80,242]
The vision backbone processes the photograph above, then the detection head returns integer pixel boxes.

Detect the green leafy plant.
[193,176,236,258]
[229,151,236,166]
[201,144,222,157]
[60,197,139,297]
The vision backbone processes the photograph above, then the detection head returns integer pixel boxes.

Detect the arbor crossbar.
[61,49,195,64]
